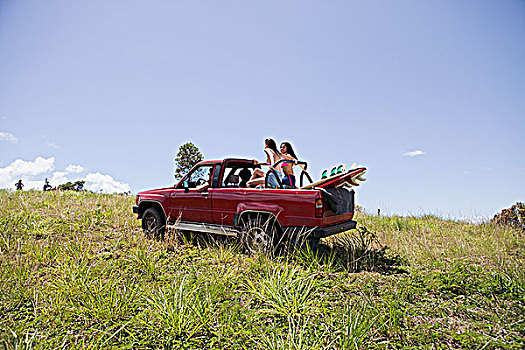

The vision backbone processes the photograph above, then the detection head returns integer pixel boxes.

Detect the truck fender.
[137,200,167,221]
[235,203,283,231]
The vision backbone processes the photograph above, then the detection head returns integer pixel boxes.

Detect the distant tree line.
[57,180,86,192]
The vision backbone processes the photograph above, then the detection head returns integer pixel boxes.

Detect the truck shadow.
[280,225,407,275]
[294,241,406,275]
[164,225,406,275]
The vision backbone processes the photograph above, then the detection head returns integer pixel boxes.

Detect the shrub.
[491,202,525,232]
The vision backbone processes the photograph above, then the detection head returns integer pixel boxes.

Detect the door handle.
[201,192,209,197]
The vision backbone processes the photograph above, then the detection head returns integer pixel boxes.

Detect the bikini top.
[281,158,296,167]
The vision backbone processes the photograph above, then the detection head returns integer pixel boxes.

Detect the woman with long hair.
[247,138,283,188]
[279,141,299,188]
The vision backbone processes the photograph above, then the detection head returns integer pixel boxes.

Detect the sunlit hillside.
[1,190,523,349]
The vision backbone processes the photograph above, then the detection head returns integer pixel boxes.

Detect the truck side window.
[222,165,239,187]
[221,163,253,188]
[184,165,213,189]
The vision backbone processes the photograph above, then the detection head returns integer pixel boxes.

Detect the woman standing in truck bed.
[280,141,300,188]
[247,138,283,188]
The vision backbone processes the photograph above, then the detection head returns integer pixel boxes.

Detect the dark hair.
[264,138,279,153]
[280,141,298,159]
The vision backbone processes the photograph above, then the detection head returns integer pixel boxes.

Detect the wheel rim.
[246,227,271,253]
[145,214,157,234]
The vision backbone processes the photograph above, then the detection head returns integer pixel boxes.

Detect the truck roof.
[198,158,253,165]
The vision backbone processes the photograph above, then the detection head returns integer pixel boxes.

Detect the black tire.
[142,207,166,239]
[239,215,279,255]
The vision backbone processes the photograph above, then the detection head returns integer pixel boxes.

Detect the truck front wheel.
[142,207,165,239]
[240,216,279,255]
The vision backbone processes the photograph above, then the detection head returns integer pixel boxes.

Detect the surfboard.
[301,167,366,190]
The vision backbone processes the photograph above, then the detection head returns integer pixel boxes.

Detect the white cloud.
[403,150,425,157]
[0,157,55,178]
[50,171,68,185]
[66,165,85,173]
[46,141,59,149]
[0,132,18,143]
[0,156,130,193]
[0,157,55,189]
[43,135,59,149]
[84,172,131,193]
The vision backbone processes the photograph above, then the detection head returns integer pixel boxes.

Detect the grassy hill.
[0,190,523,349]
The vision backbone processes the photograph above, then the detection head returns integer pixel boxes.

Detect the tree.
[57,180,85,191]
[174,142,204,180]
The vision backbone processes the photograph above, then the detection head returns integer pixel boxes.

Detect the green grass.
[0,190,523,349]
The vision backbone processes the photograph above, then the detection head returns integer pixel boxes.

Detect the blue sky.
[1,0,524,219]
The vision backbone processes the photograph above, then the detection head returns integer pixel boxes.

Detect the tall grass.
[245,264,321,318]
[0,190,523,349]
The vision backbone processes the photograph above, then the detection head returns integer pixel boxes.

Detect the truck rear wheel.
[142,207,165,239]
[240,216,279,255]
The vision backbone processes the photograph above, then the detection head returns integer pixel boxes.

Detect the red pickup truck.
[133,158,366,253]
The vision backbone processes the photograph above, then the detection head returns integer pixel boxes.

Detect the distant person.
[248,138,283,188]
[15,179,24,191]
[43,178,52,191]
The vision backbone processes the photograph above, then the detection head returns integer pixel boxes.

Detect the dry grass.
[1,190,523,349]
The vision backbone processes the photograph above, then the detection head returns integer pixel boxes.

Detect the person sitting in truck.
[238,168,252,188]
[247,138,283,188]
[196,181,209,191]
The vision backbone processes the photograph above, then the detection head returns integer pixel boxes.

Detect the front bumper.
[133,205,139,214]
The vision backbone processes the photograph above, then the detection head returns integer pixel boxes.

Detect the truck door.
[169,164,214,223]
[211,160,253,226]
